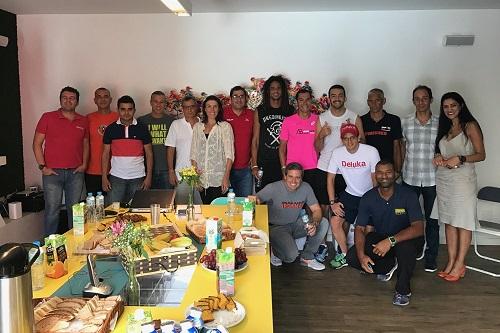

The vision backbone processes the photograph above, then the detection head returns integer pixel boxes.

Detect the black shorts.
[304,168,327,205]
[336,191,361,224]
[313,170,347,205]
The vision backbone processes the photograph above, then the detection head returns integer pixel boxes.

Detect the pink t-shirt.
[279,113,319,170]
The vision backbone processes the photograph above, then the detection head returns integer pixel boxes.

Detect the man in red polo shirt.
[223,86,254,197]
[33,86,89,236]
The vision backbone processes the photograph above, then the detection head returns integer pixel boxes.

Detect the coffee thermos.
[0,242,40,333]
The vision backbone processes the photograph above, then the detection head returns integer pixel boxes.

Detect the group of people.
[33,77,485,307]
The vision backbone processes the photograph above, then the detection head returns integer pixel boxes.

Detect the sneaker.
[301,258,325,271]
[377,261,398,282]
[329,253,348,269]
[270,251,282,267]
[392,292,411,306]
[424,262,437,273]
[314,244,329,263]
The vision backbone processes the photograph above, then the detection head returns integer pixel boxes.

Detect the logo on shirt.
[341,160,367,168]
[281,201,304,209]
[265,120,282,147]
[98,124,107,136]
[381,126,391,132]
[76,126,85,131]
[394,208,406,215]
[296,129,315,135]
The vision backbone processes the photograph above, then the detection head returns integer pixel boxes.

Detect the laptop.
[129,189,176,213]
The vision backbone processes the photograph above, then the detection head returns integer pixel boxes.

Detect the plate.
[187,301,245,328]
[200,261,248,273]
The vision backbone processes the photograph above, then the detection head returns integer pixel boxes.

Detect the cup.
[150,204,161,225]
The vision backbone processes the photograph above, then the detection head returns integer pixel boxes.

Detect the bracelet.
[251,165,259,169]
[329,199,338,205]
[281,166,286,170]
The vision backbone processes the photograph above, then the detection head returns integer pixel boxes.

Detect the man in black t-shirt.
[251,75,295,191]
[361,88,403,176]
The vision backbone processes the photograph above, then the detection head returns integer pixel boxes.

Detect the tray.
[33,296,124,333]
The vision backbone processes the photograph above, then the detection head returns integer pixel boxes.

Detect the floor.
[271,244,500,333]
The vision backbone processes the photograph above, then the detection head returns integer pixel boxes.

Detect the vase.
[187,185,195,222]
[126,260,140,305]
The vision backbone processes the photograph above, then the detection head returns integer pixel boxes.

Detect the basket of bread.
[33,295,123,333]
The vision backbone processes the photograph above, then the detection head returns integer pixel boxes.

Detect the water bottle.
[85,192,96,224]
[256,167,264,189]
[30,240,45,291]
[95,191,105,222]
[227,189,236,217]
[301,209,313,232]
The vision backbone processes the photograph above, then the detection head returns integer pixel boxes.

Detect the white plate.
[186,301,246,328]
[200,261,248,273]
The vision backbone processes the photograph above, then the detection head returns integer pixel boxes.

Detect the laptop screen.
[129,189,176,212]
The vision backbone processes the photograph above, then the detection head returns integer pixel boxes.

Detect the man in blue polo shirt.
[346,160,424,307]
[102,95,153,204]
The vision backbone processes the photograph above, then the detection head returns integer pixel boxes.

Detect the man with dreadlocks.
[251,75,295,191]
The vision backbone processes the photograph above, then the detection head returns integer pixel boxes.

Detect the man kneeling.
[257,162,329,271]
[346,160,424,306]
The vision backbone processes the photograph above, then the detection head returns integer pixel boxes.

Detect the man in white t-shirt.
[314,84,364,214]
[327,123,380,269]
[165,96,202,204]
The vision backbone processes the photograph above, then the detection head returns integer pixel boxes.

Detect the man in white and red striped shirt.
[102,95,153,204]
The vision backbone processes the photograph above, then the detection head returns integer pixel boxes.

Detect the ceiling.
[1,0,500,15]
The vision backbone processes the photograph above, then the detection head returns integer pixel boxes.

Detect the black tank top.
[257,104,295,163]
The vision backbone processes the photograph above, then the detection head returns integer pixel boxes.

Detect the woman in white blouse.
[190,95,235,204]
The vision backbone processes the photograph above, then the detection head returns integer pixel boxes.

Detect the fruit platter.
[199,248,248,273]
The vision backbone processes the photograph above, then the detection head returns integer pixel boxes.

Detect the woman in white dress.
[432,92,485,282]
[190,95,234,204]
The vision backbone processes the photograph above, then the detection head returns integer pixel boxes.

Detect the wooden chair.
[466,186,500,277]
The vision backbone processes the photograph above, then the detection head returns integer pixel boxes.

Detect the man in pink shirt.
[279,88,321,200]
[33,86,89,236]
[223,86,254,197]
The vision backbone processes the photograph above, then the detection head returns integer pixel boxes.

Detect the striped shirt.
[103,118,152,179]
[401,112,439,187]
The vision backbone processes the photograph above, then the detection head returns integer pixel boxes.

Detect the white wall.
[18,10,500,189]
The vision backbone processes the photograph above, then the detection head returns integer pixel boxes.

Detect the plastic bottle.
[85,192,96,224]
[95,191,105,222]
[301,209,313,232]
[227,189,236,217]
[256,167,264,189]
[30,240,45,291]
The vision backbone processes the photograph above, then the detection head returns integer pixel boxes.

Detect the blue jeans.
[230,167,253,197]
[403,182,439,265]
[109,175,144,204]
[42,169,84,236]
[151,170,172,190]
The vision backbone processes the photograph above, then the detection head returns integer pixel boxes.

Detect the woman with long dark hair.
[190,95,234,204]
[432,92,485,281]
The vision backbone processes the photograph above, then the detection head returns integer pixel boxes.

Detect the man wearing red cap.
[327,123,380,269]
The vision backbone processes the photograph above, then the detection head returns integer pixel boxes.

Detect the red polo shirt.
[35,109,89,169]
[223,106,254,169]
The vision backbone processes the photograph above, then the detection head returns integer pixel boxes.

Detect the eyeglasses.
[231,95,246,99]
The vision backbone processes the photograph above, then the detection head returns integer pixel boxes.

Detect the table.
[33,205,273,332]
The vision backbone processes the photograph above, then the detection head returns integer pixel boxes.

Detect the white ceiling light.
[160,0,192,16]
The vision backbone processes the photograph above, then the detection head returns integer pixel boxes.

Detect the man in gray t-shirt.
[257,162,329,270]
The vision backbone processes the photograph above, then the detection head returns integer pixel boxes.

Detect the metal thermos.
[0,242,40,333]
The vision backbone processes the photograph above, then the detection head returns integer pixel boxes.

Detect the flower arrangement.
[106,220,152,261]
[178,166,201,188]
[164,76,329,117]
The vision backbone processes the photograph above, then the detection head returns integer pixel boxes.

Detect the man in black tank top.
[251,75,295,191]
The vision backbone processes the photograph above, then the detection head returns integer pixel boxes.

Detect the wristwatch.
[459,155,466,164]
[388,236,397,247]
[38,164,46,170]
